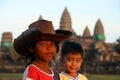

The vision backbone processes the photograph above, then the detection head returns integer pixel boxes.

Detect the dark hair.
[61,41,83,59]
[25,41,59,67]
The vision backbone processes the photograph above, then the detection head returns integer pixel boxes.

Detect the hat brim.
[14,28,72,56]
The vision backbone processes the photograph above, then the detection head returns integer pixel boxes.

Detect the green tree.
[114,37,120,54]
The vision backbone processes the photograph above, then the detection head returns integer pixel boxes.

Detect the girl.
[14,20,72,80]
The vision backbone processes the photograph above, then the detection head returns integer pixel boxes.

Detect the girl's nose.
[48,47,51,51]
[47,46,52,51]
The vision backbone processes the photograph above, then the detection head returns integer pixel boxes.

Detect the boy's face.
[62,52,83,74]
[34,41,57,62]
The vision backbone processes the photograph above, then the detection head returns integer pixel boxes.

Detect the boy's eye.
[76,59,80,62]
[68,58,72,61]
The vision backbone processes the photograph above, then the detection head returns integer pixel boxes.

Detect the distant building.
[0,32,13,56]
[1,32,12,48]
[56,7,120,62]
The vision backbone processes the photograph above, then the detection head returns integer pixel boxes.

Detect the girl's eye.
[51,42,55,46]
[40,42,46,46]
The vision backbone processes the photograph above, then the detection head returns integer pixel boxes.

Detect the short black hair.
[61,41,83,59]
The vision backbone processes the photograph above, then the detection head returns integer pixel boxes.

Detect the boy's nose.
[72,61,77,66]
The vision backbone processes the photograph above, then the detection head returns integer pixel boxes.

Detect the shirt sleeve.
[22,66,38,80]
[80,74,88,80]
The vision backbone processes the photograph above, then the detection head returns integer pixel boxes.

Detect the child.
[59,41,88,80]
[14,20,72,80]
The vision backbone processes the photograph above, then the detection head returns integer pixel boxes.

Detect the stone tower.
[59,7,73,32]
[38,15,43,20]
[94,19,105,41]
[83,26,91,37]
[1,32,13,48]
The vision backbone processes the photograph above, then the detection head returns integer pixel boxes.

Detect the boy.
[59,41,88,80]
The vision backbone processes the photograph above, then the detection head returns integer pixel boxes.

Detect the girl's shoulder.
[26,64,39,70]
[24,64,39,74]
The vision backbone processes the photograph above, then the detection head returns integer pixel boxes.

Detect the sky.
[0,0,120,43]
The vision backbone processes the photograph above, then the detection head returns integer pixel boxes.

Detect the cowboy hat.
[14,20,72,56]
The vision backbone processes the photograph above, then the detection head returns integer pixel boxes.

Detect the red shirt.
[22,65,54,80]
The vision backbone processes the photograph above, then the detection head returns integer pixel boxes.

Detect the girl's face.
[62,53,83,74]
[34,41,57,62]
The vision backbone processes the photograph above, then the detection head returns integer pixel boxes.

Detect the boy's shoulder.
[59,72,71,80]
[59,72,88,80]
[79,73,88,80]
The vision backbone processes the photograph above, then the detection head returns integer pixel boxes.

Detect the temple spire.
[94,18,105,41]
[38,15,43,20]
[94,18,104,36]
[59,7,73,32]
[83,26,91,37]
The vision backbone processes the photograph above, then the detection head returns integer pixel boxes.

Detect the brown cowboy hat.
[14,20,72,56]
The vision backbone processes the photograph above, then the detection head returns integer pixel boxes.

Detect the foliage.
[96,34,105,41]
[114,37,120,54]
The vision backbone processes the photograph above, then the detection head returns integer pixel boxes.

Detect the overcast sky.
[0,0,120,43]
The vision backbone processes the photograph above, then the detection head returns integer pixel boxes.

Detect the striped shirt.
[59,72,88,80]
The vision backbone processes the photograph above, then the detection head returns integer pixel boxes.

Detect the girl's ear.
[29,48,34,53]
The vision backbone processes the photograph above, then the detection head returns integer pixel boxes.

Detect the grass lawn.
[87,74,120,80]
[0,73,120,80]
[0,73,22,80]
